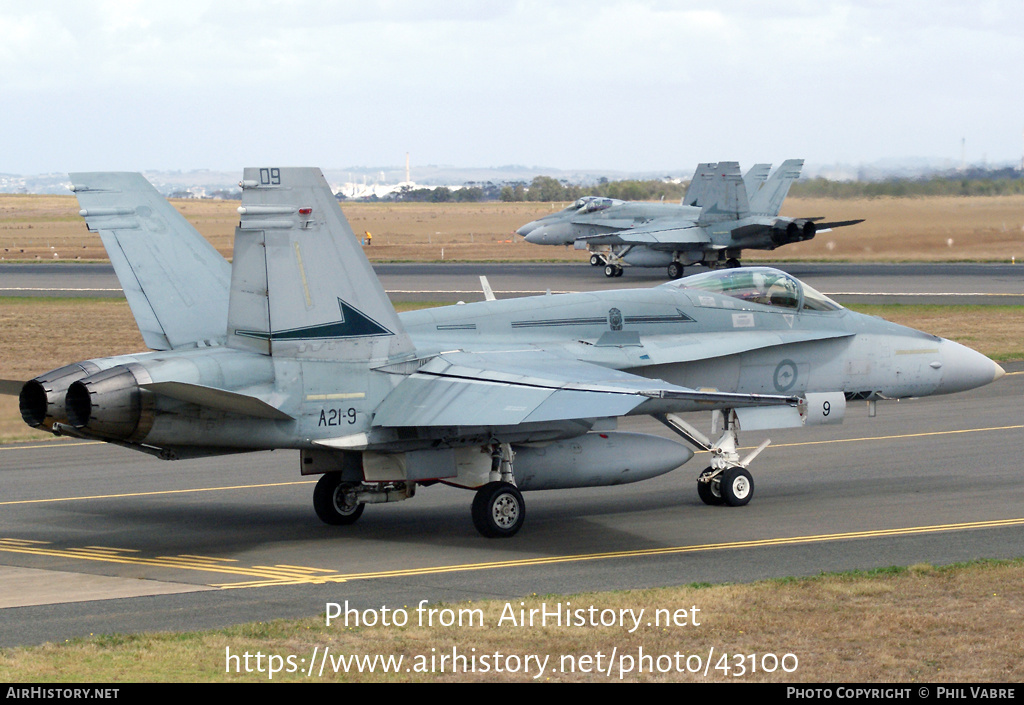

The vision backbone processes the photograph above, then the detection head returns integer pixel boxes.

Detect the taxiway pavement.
[0,264,1021,646]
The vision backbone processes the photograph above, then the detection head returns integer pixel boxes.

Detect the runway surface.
[3,261,1023,304]
[0,262,1022,647]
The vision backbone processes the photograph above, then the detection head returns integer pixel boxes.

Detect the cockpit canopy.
[666,267,843,312]
[571,196,625,214]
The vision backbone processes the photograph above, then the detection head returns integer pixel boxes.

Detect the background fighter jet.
[9,169,1001,538]
[517,160,864,279]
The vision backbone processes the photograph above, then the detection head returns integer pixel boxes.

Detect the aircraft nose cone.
[524,229,547,244]
[517,221,541,237]
[933,340,1005,394]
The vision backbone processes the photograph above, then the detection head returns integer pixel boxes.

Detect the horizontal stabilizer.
[141,381,293,420]
[815,219,865,230]
[0,379,23,396]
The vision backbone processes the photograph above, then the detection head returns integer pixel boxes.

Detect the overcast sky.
[3,0,1022,175]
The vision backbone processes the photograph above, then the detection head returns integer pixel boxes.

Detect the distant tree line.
[354,168,1024,203]
[791,174,1024,199]
[385,182,505,202]
[379,176,689,203]
[499,176,688,203]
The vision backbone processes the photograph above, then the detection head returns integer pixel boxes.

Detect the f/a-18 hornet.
[517,160,863,279]
[10,168,1001,538]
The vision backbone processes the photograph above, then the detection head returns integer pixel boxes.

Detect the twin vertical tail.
[747,159,804,216]
[69,172,232,350]
[227,167,415,362]
[694,162,749,224]
[689,159,805,223]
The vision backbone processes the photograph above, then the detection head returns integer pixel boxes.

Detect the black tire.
[471,482,525,538]
[726,258,741,269]
[667,262,684,279]
[313,473,365,525]
[720,467,754,507]
[614,266,624,277]
[590,254,603,266]
[697,470,725,506]
[604,264,617,278]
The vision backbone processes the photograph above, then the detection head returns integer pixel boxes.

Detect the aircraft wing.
[577,222,711,249]
[371,350,795,428]
[70,173,231,350]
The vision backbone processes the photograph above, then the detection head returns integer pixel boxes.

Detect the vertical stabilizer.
[682,163,714,206]
[70,172,231,350]
[227,167,415,362]
[748,159,803,215]
[743,163,772,201]
[696,162,749,224]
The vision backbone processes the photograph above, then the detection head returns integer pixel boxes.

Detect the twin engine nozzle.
[19,363,152,442]
[771,219,816,246]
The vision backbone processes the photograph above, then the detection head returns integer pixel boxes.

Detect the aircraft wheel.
[472,482,525,538]
[726,258,741,269]
[720,467,754,507]
[604,264,618,278]
[697,469,724,505]
[614,266,624,277]
[667,262,684,279]
[590,254,603,266]
[313,473,365,525]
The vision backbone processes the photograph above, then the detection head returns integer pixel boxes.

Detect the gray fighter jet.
[517,160,863,279]
[9,169,1002,538]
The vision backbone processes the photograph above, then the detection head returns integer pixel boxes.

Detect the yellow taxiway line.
[3,517,1023,590]
[1,423,1021,589]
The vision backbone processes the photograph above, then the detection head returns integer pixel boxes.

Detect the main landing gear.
[311,442,526,538]
[472,442,524,537]
[604,264,624,277]
[313,473,365,525]
[655,409,770,508]
[472,482,525,538]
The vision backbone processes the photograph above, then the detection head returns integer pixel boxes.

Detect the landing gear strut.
[472,442,525,538]
[656,409,769,507]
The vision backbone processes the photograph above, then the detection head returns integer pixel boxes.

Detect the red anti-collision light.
[299,207,312,216]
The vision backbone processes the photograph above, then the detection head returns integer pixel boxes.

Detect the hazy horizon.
[3,1,1022,175]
